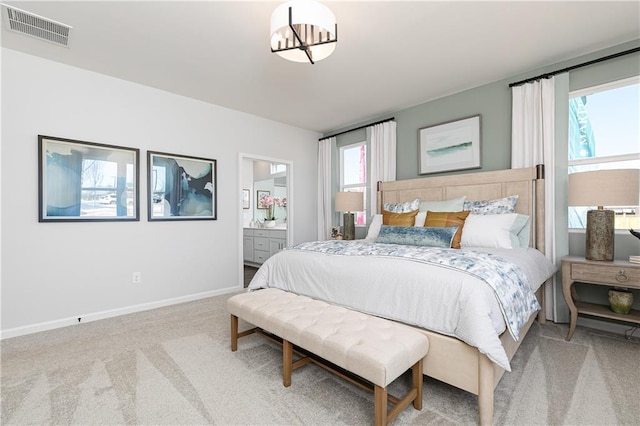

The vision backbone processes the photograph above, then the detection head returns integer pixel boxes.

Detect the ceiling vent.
[1,3,72,47]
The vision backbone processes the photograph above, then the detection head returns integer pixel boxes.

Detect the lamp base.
[343,212,355,240]
[585,209,614,261]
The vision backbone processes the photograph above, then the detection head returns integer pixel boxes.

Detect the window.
[568,77,640,230]
[270,163,286,175]
[339,142,367,225]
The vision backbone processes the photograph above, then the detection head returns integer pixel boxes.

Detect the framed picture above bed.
[147,151,217,221]
[418,115,481,175]
[38,135,140,222]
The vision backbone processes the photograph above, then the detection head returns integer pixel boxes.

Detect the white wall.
[242,158,254,227]
[0,48,320,337]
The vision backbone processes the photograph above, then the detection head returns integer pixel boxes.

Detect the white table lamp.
[568,169,640,261]
[335,192,364,240]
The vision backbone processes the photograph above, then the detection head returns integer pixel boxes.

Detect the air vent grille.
[2,4,72,47]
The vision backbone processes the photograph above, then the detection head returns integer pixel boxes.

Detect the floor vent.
[1,3,72,47]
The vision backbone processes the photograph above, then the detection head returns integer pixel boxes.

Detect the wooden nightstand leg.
[566,309,578,341]
[561,261,578,341]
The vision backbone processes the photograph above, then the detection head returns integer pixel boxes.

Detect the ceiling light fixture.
[270,0,337,64]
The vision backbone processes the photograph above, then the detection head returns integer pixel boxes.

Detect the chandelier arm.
[286,7,314,64]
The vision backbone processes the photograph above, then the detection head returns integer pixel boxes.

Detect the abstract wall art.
[147,151,217,221]
[38,135,139,222]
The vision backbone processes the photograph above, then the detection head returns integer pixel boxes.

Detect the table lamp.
[568,169,640,261]
[335,191,364,240]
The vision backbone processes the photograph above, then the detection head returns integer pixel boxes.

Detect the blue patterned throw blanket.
[287,240,540,341]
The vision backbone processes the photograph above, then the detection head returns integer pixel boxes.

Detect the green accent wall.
[325,41,639,180]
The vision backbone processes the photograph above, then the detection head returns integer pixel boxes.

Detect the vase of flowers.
[258,194,287,227]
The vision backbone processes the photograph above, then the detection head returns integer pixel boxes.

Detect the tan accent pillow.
[424,211,470,249]
[382,209,419,227]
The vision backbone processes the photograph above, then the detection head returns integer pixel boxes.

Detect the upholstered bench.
[227,288,430,426]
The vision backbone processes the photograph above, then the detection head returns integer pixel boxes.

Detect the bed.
[248,166,555,425]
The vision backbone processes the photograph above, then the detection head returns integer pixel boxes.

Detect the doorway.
[238,153,293,288]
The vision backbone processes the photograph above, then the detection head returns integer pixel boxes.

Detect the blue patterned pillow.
[383,198,421,213]
[463,195,518,215]
[376,225,458,248]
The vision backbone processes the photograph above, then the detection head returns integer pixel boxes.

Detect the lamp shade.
[568,169,640,207]
[335,191,363,212]
[270,0,337,63]
[568,168,639,261]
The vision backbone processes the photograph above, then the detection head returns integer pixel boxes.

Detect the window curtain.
[512,77,556,263]
[367,121,397,218]
[317,137,334,240]
[511,75,569,321]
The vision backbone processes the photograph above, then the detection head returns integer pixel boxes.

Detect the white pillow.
[364,214,383,241]
[418,196,467,213]
[414,211,427,227]
[461,213,530,249]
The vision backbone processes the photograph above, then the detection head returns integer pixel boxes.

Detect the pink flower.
[258,194,275,209]
[259,195,287,208]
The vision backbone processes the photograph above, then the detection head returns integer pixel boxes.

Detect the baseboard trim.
[1,286,242,340]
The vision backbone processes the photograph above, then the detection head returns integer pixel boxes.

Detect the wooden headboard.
[377,166,546,253]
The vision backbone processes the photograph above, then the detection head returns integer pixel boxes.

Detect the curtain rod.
[319,117,395,141]
[509,47,640,88]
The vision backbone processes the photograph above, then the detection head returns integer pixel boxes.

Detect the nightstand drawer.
[572,263,640,287]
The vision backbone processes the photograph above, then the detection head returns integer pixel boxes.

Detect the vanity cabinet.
[243,230,254,262]
[244,228,286,266]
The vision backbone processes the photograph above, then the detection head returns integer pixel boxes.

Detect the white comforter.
[248,243,555,370]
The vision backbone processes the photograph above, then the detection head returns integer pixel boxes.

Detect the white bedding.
[248,243,556,371]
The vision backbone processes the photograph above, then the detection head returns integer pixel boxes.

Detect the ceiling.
[2,1,639,134]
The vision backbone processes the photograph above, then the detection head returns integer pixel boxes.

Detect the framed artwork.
[242,189,250,209]
[256,190,270,209]
[38,135,139,222]
[147,151,217,221]
[418,115,481,175]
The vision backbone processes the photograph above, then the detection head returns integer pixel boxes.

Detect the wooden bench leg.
[374,385,388,426]
[283,340,292,387]
[230,314,238,352]
[413,359,423,410]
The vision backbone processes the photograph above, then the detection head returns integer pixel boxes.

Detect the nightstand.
[562,256,640,341]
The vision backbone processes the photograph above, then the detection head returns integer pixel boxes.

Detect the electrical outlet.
[132,272,141,284]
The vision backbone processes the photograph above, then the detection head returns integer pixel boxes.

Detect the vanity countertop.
[244,225,287,230]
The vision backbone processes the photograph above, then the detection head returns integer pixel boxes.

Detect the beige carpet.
[2,292,639,425]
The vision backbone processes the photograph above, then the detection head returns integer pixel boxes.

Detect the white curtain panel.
[317,137,334,240]
[367,121,397,217]
[511,77,556,262]
[511,76,558,320]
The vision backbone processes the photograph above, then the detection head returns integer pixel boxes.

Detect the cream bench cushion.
[227,288,429,389]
